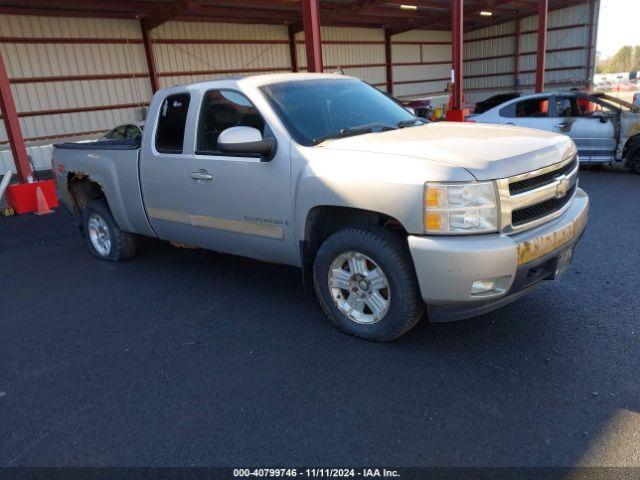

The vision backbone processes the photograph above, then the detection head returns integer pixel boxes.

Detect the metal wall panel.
[464,2,597,104]
[152,21,292,89]
[295,27,386,86]
[391,30,451,98]
[0,14,149,150]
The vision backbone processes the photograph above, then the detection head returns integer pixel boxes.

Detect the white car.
[468,91,640,172]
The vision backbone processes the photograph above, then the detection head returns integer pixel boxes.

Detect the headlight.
[424,181,498,234]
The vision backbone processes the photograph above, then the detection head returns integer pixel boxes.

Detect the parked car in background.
[101,122,144,140]
[53,74,588,342]
[468,91,640,174]
[473,93,520,114]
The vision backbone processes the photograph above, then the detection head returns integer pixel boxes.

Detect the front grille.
[509,157,578,195]
[512,184,576,226]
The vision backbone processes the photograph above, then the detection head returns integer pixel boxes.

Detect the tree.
[633,45,640,72]
[604,45,634,73]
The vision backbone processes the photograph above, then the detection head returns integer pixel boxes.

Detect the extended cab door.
[139,91,198,245]
[551,95,617,163]
[185,88,294,264]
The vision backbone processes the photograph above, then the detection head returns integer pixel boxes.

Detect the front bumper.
[407,188,589,322]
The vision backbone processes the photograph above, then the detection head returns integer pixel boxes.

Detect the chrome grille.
[512,184,576,226]
[509,157,578,196]
[497,154,579,233]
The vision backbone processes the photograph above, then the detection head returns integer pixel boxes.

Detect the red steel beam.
[535,0,548,93]
[0,50,31,184]
[385,31,393,94]
[514,19,521,90]
[301,0,323,73]
[142,0,203,31]
[141,25,160,94]
[584,0,596,85]
[451,0,463,110]
[288,25,298,73]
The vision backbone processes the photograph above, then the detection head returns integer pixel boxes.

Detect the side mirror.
[217,126,277,161]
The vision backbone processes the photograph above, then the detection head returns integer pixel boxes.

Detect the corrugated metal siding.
[390,30,451,98]
[465,2,598,105]
[151,21,292,89]
[295,27,386,86]
[0,3,599,174]
[0,15,150,148]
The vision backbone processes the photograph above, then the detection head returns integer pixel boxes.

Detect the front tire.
[82,199,137,261]
[313,226,425,342]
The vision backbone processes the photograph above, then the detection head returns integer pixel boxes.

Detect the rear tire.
[82,199,137,261]
[628,154,640,175]
[625,138,640,174]
[313,225,425,342]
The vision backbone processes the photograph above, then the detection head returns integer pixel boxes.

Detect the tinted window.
[555,97,576,117]
[576,98,615,117]
[196,90,265,153]
[514,98,549,118]
[156,93,190,153]
[125,125,141,138]
[260,79,415,146]
[106,125,127,140]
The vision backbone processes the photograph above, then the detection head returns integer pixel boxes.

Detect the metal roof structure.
[0,0,590,33]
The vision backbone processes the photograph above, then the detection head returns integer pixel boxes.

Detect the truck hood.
[318,122,576,180]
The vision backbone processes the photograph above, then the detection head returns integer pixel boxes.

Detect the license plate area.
[511,244,576,292]
[552,246,575,279]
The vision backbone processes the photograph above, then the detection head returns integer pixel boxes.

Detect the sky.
[596,0,640,58]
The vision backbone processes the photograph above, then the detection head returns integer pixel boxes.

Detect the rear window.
[501,98,549,118]
[156,93,190,154]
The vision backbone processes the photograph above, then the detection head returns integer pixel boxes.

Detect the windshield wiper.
[397,118,428,128]
[313,123,397,145]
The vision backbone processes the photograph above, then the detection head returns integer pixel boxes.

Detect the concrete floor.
[1,169,639,469]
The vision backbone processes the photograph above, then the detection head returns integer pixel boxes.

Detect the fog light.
[471,279,497,295]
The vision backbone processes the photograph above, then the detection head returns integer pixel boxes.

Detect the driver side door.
[551,95,617,163]
[185,89,294,265]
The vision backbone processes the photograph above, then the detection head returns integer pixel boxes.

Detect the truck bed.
[53,136,154,237]
[54,137,141,150]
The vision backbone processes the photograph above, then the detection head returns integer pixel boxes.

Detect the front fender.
[292,146,475,240]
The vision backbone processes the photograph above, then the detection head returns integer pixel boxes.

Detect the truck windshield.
[260,78,416,146]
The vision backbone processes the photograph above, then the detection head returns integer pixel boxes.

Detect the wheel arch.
[67,173,107,218]
[622,133,640,163]
[298,205,409,291]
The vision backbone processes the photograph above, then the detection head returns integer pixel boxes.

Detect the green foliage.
[599,44,640,74]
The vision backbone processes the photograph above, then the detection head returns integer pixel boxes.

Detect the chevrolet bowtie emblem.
[555,177,570,199]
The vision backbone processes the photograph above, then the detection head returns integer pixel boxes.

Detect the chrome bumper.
[407,188,589,322]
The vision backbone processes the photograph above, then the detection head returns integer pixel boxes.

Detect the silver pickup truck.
[53,73,589,342]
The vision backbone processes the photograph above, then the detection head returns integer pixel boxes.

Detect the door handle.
[555,123,568,129]
[505,122,515,126]
[190,170,213,181]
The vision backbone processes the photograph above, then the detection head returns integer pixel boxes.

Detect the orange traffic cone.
[34,186,53,215]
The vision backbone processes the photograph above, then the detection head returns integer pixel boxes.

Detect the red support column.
[141,25,160,94]
[447,0,465,121]
[585,0,596,85]
[0,50,31,184]
[513,19,521,90]
[288,25,299,72]
[535,0,548,93]
[301,0,323,73]
[385,31,393,94]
